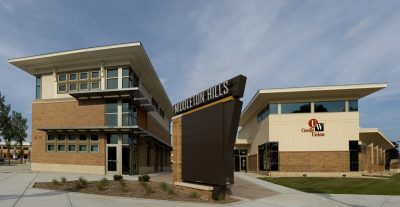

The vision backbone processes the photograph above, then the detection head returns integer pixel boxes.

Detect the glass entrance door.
[107,146,117,172]
[122,145,130,175]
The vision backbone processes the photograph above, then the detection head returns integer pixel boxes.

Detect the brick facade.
[279,151,350,172]
[31,100,106,166]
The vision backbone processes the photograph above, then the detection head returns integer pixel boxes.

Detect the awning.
[69,88,156,112]
[38,126,171,148]
[359,128,395,150]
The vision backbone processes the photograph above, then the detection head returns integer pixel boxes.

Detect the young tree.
[0,92,12,165]
[11,111,28,164]
[386,141,400,169]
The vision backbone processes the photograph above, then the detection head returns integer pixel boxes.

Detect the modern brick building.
[9,42,173,175]
[235,83,395,176]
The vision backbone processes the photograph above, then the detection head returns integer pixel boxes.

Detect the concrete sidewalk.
[1,169,400,207]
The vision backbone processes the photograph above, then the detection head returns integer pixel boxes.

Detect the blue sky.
[0,0,399,142]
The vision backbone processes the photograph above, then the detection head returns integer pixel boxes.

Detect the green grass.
[260,173,400,195]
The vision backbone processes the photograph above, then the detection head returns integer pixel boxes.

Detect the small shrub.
[76,177,87,189]
[119,180,127,192]
[167,187,175,195]
[52,178,59,186]
[159,182,168,191]
[100,177,108,185]
[60,176,67,183]
[96,182,105,191]
[138,174,150,182]
[140,181,153,194]
[78,177,87,185]
[113,174,123,181]
[188,191,199,198]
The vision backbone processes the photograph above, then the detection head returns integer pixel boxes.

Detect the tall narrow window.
[107,69,118,89]
[349,141,359,171]
[35,76,41,99]
[122,100,132,126]
[106,100,118,126]
[267,142,279,171]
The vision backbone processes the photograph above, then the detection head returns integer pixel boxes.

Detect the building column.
[100,63,105,90]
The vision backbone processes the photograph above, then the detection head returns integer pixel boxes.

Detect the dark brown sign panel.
[182,99,243,186]
[176,75,246,189]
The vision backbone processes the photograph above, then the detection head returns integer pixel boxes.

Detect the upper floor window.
[159,108,165,119]
[152,98,159,111]
[106,100,118,126]
[107,69,118,89]
[281,102,311,114]
[349,100,358,111]
[122,67,139,88]
[314,101,345,113]
[56,69,100,93]
[257,104,278,122]
[36,76,41,99]
[122,100,138,126]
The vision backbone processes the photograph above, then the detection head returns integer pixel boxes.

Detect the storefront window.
[314,101,345,112]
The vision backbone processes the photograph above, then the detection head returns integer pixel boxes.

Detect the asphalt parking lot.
[1,164,400,207]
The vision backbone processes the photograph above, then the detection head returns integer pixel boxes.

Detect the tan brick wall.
[172,117,182,183]
[248,154,258,172]
[279,151,350,172]
[147,114,170,145]
[31,100,106,167]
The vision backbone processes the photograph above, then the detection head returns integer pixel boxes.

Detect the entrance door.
[240,157,247,171]
[107,146,117,173]
[234,156,240,171]
[122,145,131,175]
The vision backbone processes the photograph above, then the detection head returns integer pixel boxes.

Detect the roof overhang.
[69,88,156,112]
[37,126,171,147]
[8,42,173,118]
[359,128,395,150]
[240,83,387,125]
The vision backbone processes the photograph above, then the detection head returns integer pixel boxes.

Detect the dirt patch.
[34,179,238,204]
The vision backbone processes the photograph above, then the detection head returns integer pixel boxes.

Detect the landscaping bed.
[33,176,238,203]
[260,173,400,195]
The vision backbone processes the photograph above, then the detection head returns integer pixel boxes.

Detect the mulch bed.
[33,179,238,204]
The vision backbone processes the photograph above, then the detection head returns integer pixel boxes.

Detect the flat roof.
[240,83,387,125]
[360,128,395,150]
[8,42,173,117]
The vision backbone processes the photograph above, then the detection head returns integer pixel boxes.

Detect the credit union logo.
[302,118,325,136]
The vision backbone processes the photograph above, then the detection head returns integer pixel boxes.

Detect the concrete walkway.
[0,165,400,207]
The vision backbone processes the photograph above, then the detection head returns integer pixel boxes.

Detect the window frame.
[79,72,89,81]
[69,73,78,82]
[106,68,118,89]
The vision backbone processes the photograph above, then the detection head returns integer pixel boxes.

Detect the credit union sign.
[302,118,325,136]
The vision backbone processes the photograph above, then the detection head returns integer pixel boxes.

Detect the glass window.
[349,100,358,112]
[91,71,100,79]
[90,135,98,142]
[57,144,65,152]
[36,76,41,99]
[281,102,311,114]
[90,145,99,152]
[69,73,77,81]
[106,100,118,126]
[122,67,133,88]
[270,104,278,114]
[58,84,67,92]
[315,101,345,113]
[47,135,56,141]
[69,83,77,91]
[257,104,278,122]
[152,98,159,110]
[79,134,87,141]
[79,145,87,152]
[68,135,77,141]
[58,74,67,82]
[91,81,100,90]
[47,144,55,152]
[80,72,88,80]
[80,83,88,90]
[68,145,76,152]
[122,134,131,144]
[107,134,118,144]
[107,69,118,89]
[57,135,66,141]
